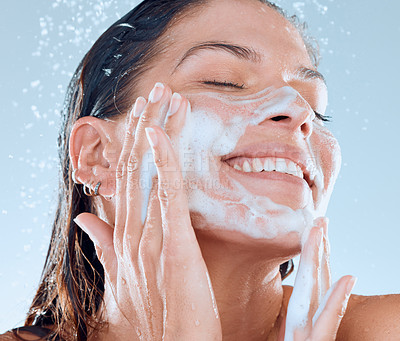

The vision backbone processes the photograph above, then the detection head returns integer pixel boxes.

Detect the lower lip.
[221,161,311,201]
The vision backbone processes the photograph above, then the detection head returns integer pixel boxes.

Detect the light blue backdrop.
[1,0,399,332]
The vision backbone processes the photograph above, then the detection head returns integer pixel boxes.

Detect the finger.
[137,180,164,335]
[285,226,324,338]
[139,178,163,260]
[317,217,331,298]
[74,212,117,279]
[164,93,189,139]
[146,126,224,333]
[114,97,146,246]
[139,93,188,257]
[118,97,147,173]
[144,125,199,258]
[124,83,172,255]
[311,275,357,340]
[132,83,172,152]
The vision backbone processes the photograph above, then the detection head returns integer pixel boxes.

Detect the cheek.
[187,94,256,123]
[312,127,342,193]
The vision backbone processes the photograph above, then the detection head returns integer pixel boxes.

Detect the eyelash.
[202,79,245,89]
[314,111,331,122]
[202,80,331,123]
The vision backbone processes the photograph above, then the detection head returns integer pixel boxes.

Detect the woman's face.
[130,0,341,243]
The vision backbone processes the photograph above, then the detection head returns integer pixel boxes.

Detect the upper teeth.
[230,157,311,180]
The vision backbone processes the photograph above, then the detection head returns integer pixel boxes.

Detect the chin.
[190,208,307,257]
[267,192,311,211]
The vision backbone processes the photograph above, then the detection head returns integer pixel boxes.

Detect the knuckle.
[127,155,140,173]
[138,243,157,266]
[122,237,136,258]
[113,237,124,257]
[139,111,152,124]
[154,156,168,168]
[114,223,124,235]
[144,214,157,227]
[125,127,135,137]
[158,186,178,203]
[115,163,126,180]
[162,244,202,271]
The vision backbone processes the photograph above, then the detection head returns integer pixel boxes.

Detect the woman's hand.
[74,83,222,341]
[280,218,357,341]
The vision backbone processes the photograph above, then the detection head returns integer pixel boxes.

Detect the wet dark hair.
[17,0,317,340]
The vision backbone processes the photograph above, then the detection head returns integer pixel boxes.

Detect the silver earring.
[83,182,101,197]
[94,182,101,196]
[72,169,80,184]
[83,183,94,196]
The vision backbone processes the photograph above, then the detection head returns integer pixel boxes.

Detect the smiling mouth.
[223,156,316,188]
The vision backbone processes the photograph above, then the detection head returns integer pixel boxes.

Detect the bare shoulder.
[282,286,400,340]
[337,293,400,340]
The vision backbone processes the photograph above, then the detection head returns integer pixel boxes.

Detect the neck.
[196,229,290,341]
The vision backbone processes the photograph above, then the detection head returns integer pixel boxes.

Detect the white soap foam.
[312,279,339,327]
[173,85,324,240]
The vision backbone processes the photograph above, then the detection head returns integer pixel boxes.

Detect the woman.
[2,0,399,340]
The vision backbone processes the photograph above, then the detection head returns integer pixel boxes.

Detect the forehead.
[164,0,312,67]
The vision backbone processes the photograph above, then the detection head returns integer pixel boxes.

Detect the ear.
[69,116,120,197]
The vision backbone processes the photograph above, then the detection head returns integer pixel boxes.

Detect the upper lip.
[221,142,316,187]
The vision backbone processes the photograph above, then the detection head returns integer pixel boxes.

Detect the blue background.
[1,0,399,331]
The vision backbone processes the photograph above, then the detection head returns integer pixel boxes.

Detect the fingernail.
[167,93,182,117]
[145,127,158,148]
[133,97,146,117]
[149,82,164,103]
[73,216,99,247]
[317,226,324,243]
[346,276,357,296]
[73,216,86,233]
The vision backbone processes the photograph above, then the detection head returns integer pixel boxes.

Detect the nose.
[256,86,314,138]
[270,108,313,138]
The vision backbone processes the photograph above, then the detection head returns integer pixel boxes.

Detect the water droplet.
[103,68,112,76]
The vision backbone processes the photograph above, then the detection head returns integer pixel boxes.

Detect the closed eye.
[202,80,245,89]
[201,81,330,122]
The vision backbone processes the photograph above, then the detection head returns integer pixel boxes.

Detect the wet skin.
[114,0,341,253]
[1,1,399,341]
[68,0,389,340]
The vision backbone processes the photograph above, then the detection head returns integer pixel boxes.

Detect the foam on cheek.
[311,126,342,217]
[177,86,316,239]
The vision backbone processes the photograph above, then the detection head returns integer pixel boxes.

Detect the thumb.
[74,212,116,275]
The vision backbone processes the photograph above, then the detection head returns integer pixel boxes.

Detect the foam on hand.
[140,148,158,225]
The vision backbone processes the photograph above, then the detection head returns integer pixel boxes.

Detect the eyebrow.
[295,67,327,86]
[173,41,327,85]
[173,41,262,72]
